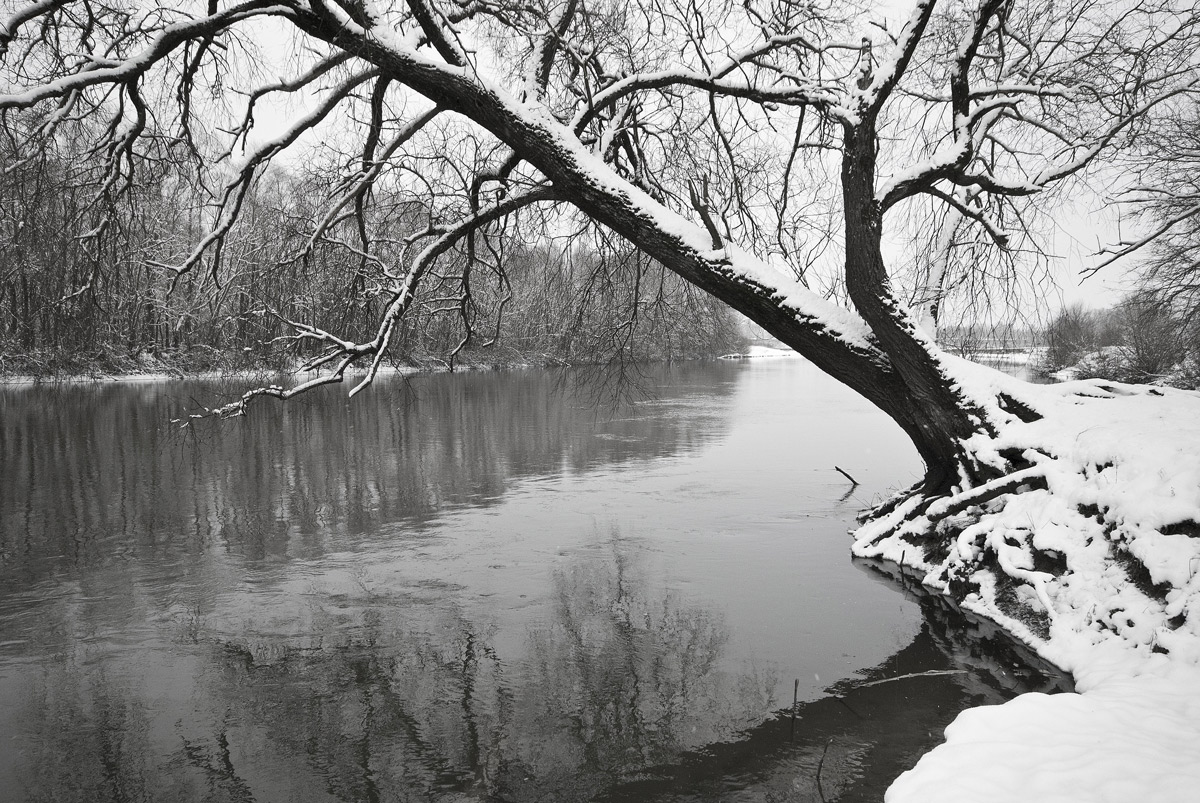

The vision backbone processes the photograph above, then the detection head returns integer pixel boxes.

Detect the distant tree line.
[0,126,745,376]
[1038,298,1200,388]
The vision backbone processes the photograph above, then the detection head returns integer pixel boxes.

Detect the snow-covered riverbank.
[858,359,1200,801]
[888,657,1200,801]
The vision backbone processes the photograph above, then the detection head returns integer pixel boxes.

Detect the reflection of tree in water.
[13,663,159,803]
[501,550,773,800]
[168,547,769,803]
[0,363,737,585]
[600,561,1071,803]
[7,549,1069,803]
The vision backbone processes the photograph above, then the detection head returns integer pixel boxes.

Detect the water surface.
[0,359,1067,802]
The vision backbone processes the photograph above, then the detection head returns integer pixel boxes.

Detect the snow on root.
[854,370,1200,801]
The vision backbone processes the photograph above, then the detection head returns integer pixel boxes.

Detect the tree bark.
[839,122,993,488]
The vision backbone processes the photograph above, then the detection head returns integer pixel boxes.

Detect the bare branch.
[0,1,294,110]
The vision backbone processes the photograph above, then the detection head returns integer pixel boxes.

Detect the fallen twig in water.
[834,465,859,486]
[856,669,967,688]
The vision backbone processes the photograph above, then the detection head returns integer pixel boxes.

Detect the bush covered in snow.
[1039,298,1199,388]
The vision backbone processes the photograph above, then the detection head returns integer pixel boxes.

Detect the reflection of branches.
[179,546,758,801]
[180,730,257,803]
[522,554,742,781]
[602,561,1071,802]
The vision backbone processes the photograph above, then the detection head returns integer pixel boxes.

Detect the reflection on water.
[604,562,1070,803]
[0,365,736,579]
[0,361,1067,802]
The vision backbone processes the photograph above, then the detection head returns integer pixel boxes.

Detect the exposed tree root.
[853,379,1200,673]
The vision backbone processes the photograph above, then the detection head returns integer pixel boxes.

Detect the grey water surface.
[0,358,1067,802]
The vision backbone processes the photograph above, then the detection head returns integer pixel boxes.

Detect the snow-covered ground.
[721,344,804,359]
[856,361,1200,801]
[888,658,1200,801]
[968,349,1037,366]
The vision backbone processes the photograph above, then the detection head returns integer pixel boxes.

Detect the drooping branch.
[315,185,561,397]
[1090,198,1200,274]
[0,1,292,109]
[301,104,444,257]
[0,0,69,59]
[226,51,356,155]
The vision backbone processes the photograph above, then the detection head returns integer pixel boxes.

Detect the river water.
[0,358,1066,802]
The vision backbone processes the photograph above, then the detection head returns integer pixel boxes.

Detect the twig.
[834,465,859,486]
[790,677,799,740]
[857,669,967,688]
[816,737,832,803]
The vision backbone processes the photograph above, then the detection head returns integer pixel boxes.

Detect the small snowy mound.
[854,370,1200,801]
[720,345,802,359]
[887,661,1200,802]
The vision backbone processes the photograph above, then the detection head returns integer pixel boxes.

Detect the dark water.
[0,359,1067,803]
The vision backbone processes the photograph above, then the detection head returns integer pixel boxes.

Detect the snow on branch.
[527,0,578,100]
[852,0,935,116]
[225,52,356,155]
[570,69,844,136]
[404,0,470,67]
[0,1,294,109]
[0,0,67,59]
[921,186,1010,247]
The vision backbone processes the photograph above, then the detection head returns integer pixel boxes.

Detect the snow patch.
[720,345,804,359]
[887,662,1200,802]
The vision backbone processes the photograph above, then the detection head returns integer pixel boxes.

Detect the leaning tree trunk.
[299,17,998,493]
[838,123,997,490]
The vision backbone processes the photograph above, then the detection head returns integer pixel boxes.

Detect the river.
[0,357,1067,802]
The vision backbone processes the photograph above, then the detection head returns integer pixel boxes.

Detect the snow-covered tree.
[4,0,1200,663]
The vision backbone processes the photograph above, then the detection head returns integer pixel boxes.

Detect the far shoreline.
[0,349,777,389]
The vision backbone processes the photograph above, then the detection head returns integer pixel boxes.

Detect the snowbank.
[855,363,1200,801]
[720,345,804,359]
[888,660,1200,802]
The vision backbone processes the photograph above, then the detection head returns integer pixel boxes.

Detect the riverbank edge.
[0,348,580,387]
[0,343,802,388]
[0,356,690,388]
[852,366,1200,802]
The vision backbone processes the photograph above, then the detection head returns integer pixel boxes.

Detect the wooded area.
[0,132,744,373]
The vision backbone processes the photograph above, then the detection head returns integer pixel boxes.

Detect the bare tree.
[1100,92,1200,330]
[1,0,1196,494]
[1041,302,1097,372]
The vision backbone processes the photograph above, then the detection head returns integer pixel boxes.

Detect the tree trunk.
[294,17,996,490]
[837,122,993,489]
